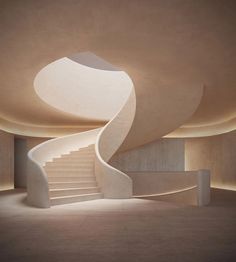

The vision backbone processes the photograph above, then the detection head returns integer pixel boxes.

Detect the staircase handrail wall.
[95,86,136,198]
[27,128,101,207]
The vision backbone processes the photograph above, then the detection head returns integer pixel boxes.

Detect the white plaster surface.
[34,54,133,121]
[95,87,136,198]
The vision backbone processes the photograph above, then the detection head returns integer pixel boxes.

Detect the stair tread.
[47,176,94,178]
[46,144,101,206]
[50,192,102,200]
[49,187,99,192]
[45,167,93,169]
[48,178,96,183]
[47,171,93,174]
[50,162,94,164]
[46,160,94,163]
[48,176,95,178]
[48,181,97,189]
[47,173,94,175]
[46,168,93,170]
[49,181,96,184]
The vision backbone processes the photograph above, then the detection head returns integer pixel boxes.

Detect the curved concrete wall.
[128,170,210,206]
[95,88,136,198]
[185,129,236,191]
[120,84,204,151]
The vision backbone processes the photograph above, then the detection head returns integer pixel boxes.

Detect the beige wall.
[0,130,14,191]
[2,127,236,192]
[112,132,236,191]
[111,138,185,172]
[185,129,236,190]
[14,137,49,188]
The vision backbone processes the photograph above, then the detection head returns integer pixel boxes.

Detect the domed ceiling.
[0,0,236,148]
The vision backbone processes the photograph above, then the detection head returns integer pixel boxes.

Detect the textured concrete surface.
[0,188,235,262]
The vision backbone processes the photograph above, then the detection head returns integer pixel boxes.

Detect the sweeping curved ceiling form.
[167,117,236,138]
[1,0,236,143]
[34,52,132,121]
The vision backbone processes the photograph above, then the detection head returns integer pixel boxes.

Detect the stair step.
[50,159,94,163]
[44,161,94,167]
[48,176,96,183]
[50,193,103,206]
[45,144,101,206]
[44,163,94,170]
[45,168,94,172]
[70,152,94,155]
[71,148,94,153]
[46,171,94,177]
[49,187,99,197]
[60,155,95,159]
[48,181,97,189]
[73,146,94,150]
[45,170,94,177]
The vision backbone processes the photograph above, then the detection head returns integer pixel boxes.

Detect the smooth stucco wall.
[0,130,14,190]
[110,138,185,172]
[185,129,236,190]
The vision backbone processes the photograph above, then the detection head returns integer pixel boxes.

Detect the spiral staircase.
[27,52,209,208]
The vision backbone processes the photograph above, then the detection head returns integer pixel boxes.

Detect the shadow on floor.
[209,188,236,207]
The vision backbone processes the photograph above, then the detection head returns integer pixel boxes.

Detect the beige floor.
[0,188,235,262]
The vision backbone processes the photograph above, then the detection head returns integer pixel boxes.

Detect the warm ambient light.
[166,115,236,138]
[0,184,14,191]
[211,185,236,191]
[0,114,101,138]
[27,52,136,207]
[134,186,197,198]
[34,52,133,122]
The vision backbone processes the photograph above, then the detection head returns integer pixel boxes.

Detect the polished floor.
[0,188,235,262]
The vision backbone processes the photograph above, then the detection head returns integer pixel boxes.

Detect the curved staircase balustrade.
[95,87,136,198]
[27,71,136,207]
[27,52,209,208]
[27,128,100,207]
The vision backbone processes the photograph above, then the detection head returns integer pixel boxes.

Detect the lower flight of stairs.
[44,144,102,206]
